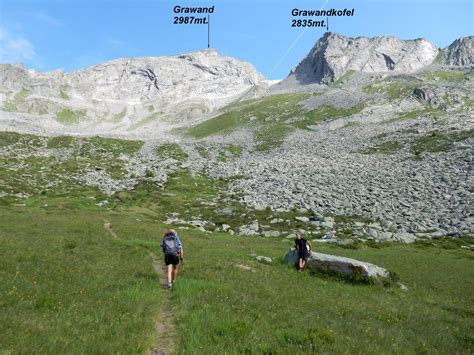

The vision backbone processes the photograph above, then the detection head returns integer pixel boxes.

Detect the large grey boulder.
[284,248,390,280]
[283,248,300,266]
[286,32,438,84]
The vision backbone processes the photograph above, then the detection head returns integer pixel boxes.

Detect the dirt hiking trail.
[103,221,177,354]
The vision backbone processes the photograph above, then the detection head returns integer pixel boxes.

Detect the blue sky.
[0,0,472,79]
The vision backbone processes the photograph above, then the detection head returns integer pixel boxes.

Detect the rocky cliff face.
[287,32,439,84]
[0,64,31,90]
[0,49,268,134]
[443,36,474,66]
[64,49,266,105]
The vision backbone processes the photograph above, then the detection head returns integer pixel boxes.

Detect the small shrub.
[145,169,154,178]
[56,108,86,125]
[155,143,188,161]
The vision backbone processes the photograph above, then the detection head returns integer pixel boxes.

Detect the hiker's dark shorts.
[165,254,180,266]
[298,252,309,261]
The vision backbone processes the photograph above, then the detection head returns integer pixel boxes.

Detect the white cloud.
[0,27,36,64]
[32,12,63,27]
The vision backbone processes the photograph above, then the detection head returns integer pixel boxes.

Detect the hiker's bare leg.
[299,258,306,270]
[166,265,173,284]
[172,265,178,281]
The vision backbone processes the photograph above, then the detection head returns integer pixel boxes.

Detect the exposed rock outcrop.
[0,49,269,132]
[413,87,437,103]
[0,64,31,89]
[65,49,267,105]
[443,36,474,66]
[287,32,438,84]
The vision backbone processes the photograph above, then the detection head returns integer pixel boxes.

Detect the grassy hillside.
[1,203,473,353]
[183,68,473,154]
[1,132,473,353]
[171,235,474,353]
[184,93,366,151]
[0,208,162,353]
[185,93,310,139]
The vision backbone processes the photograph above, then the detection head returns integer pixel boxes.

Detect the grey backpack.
[162,233,178,256]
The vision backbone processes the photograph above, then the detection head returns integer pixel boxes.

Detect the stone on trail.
[262,230,281,237]
[284,248,390,280]
[256,256,272,264]
[235,264,256,272]
[397,282,409,291]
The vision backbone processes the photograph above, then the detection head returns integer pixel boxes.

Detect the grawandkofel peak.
[288,32,439,84]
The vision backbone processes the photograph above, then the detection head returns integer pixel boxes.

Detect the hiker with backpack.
[294,231,311,272]
[161,229,183,289]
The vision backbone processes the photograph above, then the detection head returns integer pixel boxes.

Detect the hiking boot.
[298,269,303,273]
[164,283,172,289]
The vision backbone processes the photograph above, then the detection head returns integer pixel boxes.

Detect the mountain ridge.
[0,49,270,135]
[0,32,472,242]
[0,33,472,136]
[286,32,439,84]
[282,33,473,85]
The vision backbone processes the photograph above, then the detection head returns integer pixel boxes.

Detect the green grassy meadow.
[1,131,473,353]
[169,234,474,354]
[1,203,473,353]
[0,208,162,353]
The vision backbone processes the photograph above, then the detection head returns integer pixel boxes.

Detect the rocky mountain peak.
[58,49,268,105]
[0,49,270,132]
[288,32,439,84]
[178,48,219,59]
[443,36,473,66]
